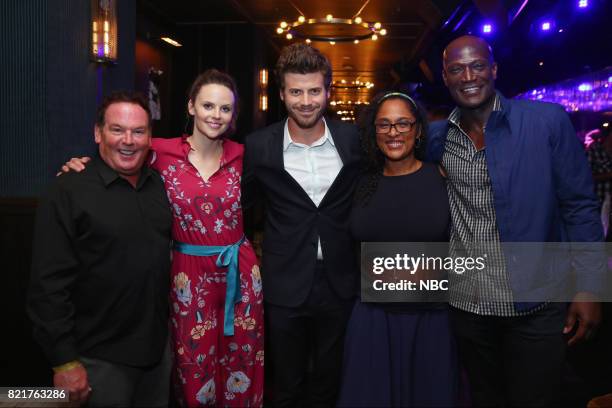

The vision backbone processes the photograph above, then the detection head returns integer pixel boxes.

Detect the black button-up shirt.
[28,156,172,367]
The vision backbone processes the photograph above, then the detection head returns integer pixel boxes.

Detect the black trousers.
[265,261,353,407]
[81,340,171,408]
[451,303,567,407]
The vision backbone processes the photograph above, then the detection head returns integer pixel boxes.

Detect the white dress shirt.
[283,118,343,259]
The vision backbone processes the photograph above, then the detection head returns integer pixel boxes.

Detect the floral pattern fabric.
[151,136,264,407]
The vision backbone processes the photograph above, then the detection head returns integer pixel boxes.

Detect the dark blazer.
[243,118,361,307]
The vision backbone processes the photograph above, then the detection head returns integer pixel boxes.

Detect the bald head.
[443,35,494,66]
[441,35,498,110]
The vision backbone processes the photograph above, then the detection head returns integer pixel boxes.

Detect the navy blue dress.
[337,162,458,407]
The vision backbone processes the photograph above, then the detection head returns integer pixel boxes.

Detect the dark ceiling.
[139,0,612,110]
[139,0,461,107]
[410,0,612,105]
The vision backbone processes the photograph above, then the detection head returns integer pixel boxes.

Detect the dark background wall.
[135,3,281,142]
[0,1,48,197]
[1,0,136,199]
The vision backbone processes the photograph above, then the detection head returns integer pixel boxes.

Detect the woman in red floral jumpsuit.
[149,69,263,407]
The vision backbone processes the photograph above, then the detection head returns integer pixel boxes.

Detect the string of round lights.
[330,100,370,106]
[276,15,387,43]
[331,79,375,89]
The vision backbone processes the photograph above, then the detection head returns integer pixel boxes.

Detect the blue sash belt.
[173,235,246,336]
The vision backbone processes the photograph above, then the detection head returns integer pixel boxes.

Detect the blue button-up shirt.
[427,93,605,311]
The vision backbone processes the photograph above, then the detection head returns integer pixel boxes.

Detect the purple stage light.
[541,21,551,31]
[578,0,588,8]
[482,24,492,34]
[515,67,612,113]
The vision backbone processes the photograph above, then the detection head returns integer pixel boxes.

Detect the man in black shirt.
[27,91,172,407]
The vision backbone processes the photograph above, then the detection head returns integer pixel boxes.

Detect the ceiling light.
[161,37,182,47]
[276,15,386,43]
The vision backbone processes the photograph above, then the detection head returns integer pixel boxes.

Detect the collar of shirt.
[174,134,242,172]
[283,117,335,151]
[447,92,503,129]
[93,154,154,190]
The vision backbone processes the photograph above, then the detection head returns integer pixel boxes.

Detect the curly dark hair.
[354,91,429,206]
[274,43,332,90]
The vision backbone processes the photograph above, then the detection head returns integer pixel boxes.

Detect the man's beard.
[288,105,325,129]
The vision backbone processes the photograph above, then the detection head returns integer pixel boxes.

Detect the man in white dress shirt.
[243,43,361,407]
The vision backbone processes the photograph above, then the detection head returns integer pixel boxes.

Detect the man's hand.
[563,292,602,346]
[53,363,91,405]
[56,157,91,176]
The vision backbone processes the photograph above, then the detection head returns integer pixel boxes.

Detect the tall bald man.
[427,36,604,406]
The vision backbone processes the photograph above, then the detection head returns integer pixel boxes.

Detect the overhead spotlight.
[578,0,588,8]
[286,33,293,40]
[276,27,284,34]
[539,61,544,66]
[482,24,493,34]
[380,29,387,36]
[305,38,311,44]
[354,16,362,24]
[578,83,592,91]
[280,21,288,28]
[354,39,359,44]
[374,22,381,29]
[298,15,306,23]
[371,34,378,41]
[326,14,333,21]
[603,122,609,128]
[161,37,182,47]
[541,21,552,31]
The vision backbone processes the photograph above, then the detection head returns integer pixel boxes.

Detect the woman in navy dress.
[337,91,458,407]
